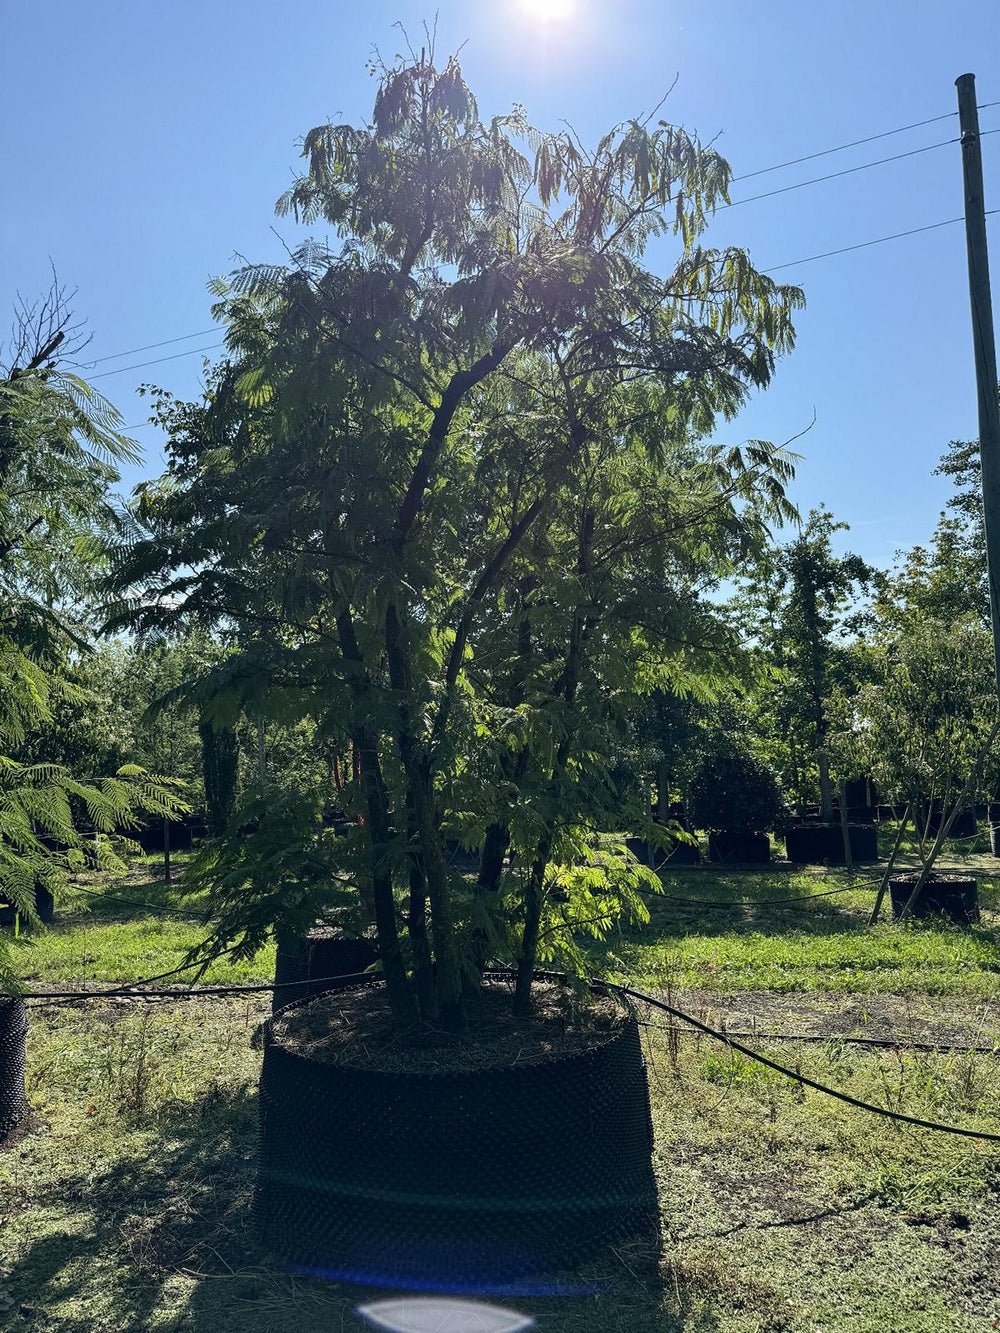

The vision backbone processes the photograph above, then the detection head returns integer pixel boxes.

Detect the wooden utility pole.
[957,73,1000,701]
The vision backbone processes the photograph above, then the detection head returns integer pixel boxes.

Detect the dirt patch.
[269,979,625,1073]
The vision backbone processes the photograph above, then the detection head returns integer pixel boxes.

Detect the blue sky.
[2,0,998,569]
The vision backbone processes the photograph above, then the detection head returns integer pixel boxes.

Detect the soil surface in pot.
[270,981,623,1073]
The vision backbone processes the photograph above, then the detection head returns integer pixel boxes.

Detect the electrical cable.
[732,112,955,181]
[731,101,999,182]
[73,328,219,369]
[88,343,224,382]
[67,107,1000,378]
[764,211,1000,274]
[726,135,963,211]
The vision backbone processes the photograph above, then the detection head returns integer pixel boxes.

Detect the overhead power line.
[89,343,224,381]
[75,327,218,369]
[100,211,1000,397]
[71,117,1000,386]
[732,100,998,182]
[763,210,1000,274]
[728,135,961,210]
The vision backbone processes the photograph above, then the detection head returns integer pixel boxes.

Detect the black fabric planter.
[708,831,770,865]
[134,820,195,854]
[784,823,879,865]
[445,841,481,873]
[272,930,379,1013]
[924,804,977,840]
[0,999,28,1139]
[625,833,699,869]
[255,978,659,1285]
[34,882,54,925]
[889,877,979,925]
[663,839,700,866]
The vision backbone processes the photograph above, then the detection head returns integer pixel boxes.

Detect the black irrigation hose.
[653,884,865,908]
[612,981,1000,1142]
[68,882,205,920]
[16,969,376,1007]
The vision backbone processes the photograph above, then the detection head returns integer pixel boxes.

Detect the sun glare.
[517,0,575,22]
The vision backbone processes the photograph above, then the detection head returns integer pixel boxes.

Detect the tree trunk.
[406,798,438,1020]
[655,760,671,822]
[469,820,510,977]
[200,721,239,837]
[837,778,853,874]
[511,505,591,1017]
[869,801,911,924]
[385,602,465,1031]
[356,729,417,1026]
[512,838,551,1017]
[818,752,835,824]
[335,606,416,1027]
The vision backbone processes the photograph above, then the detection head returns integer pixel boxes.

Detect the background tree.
[737,508,874,821]
[0,283,183,946]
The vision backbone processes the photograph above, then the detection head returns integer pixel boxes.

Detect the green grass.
[5,994,1000,1332]
[12,858,274,986]
[597,863,1000,997]
[3,845,1000,1330]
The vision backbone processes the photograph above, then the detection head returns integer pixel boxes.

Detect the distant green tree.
[688,739,783,835]
[739,509,875,821]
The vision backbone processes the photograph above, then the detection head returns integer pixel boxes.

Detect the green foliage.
[107,49,804,1027]
[688,739,783,833]
[733,507,876,814]
[849,618,997,813]
[182,789,367,971]
[0,287,187,960]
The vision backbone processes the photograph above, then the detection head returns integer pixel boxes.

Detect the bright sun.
[517,0,575,21]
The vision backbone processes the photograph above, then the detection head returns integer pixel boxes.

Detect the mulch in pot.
[270,980,622,1073]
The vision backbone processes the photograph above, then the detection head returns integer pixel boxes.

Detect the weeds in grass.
[100,1009,156,1120]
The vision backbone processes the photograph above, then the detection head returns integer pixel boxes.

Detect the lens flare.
[358,1297,534,1333]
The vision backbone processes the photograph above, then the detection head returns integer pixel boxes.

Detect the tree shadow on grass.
[4,1084,718,1333]
[596,866,1000,950]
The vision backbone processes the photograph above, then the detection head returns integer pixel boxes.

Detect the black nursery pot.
[255,977,659,1285]
[272,929,379,1013]
[626,832,699,869]
[784,823,879,865]
[925,803,977,840]
[889,877,979,925]
[708,831,771,865]
[0,998,28,1140]
[34,881,54,925]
